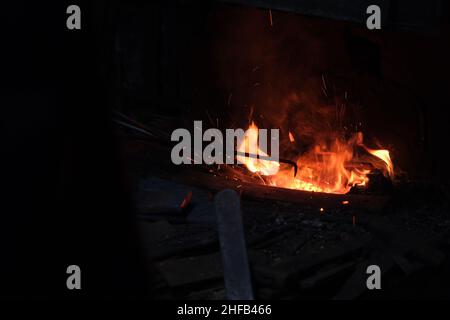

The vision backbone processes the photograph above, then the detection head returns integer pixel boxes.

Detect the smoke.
[209,4,360,158]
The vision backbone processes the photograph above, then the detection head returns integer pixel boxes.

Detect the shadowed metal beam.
[219,0,391,25]
[218,0,444,33]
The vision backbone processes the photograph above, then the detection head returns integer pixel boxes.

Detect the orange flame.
[236,122,280,176]
[238,123,394,194]
[364,148,394,178]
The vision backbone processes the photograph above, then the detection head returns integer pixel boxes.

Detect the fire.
[364,148,394,178]
[237,122,394,195]
[236,122,280,176]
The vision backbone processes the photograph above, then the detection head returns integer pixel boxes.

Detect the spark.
[289,131,295,143]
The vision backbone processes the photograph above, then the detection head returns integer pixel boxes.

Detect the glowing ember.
[268,10,273,27]
[288,131,295,143]
[180,191,193,209]
[237,122,394,195]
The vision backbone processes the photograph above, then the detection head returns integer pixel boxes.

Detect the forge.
[109,0,450,299]
[6,0,450,303]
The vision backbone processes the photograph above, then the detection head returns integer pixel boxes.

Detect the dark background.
[2,1,149,298]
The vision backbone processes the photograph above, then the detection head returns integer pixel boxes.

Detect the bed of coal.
[124,137,450,300]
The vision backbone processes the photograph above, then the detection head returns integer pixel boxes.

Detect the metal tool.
[214,189,254,300]
[235,151,298,177]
